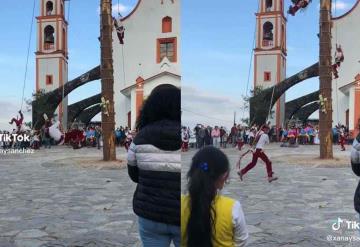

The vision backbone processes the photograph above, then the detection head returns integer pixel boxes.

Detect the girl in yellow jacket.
[181,146,248,247]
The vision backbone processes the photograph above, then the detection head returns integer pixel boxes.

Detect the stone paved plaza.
[1,143,360,247]
[0,146,141,247]
[182,143,360,247]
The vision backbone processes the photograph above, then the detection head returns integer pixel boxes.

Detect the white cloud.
[97,3,130,16]
[333,1,350,11]
[181,84,247,129]
[317,1,351,12]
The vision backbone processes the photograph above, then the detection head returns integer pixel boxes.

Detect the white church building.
[254,0,360,137]
[113,0,181,129]
[332,0,360,137]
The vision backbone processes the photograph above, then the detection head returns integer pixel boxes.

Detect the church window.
[157,38,177,63]
[265,0,272,11]
[46,1,54,16]
[46,75,53,85]
[263,22,274,47]
[162,16,172,33]
[264,72,271,81]
[44,25,55,50]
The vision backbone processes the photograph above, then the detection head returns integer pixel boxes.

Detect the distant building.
[35,0,68,129]
[113,0,181,129]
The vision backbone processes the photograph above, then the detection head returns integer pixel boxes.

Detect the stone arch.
[32,65,101,129]
[67,93,102,127]
[293,102,320,123]
[285,90,319,122]
[75,104,102,126]
[249,62,319,125]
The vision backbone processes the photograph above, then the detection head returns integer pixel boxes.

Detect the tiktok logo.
[332,218,344,231]
[332,217,360,231]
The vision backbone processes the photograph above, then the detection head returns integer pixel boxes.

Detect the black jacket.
[127,120,181,226]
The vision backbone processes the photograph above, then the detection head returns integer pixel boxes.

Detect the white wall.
[113,0,181,126]
[332,2,360,130]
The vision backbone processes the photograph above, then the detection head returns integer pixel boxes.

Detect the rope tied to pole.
[20,0,36,111]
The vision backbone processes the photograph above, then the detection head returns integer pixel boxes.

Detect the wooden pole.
[100,0,116,161]
[319,0,333,159]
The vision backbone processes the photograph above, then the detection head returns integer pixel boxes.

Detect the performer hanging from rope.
[237,125,278,183]
[9,110,24,133]
[113,15,125,45]
[288,0,312,16]
[332,44,344,79]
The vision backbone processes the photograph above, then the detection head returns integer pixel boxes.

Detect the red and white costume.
[240,128,276,181]
[9,111,24,133]
[113,17,125,45]
[181,128,189,152]
[288,0,311,16]
[332,45,344,79]
[339,126,346,151]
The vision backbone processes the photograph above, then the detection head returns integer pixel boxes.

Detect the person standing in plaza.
[197,125,205,148]
[127,84,181,247]
[182,126,189,152]
[211,126,221,148]
[220,126,225,148]
[339,125,347,151]
[231,123,238,146]
[238,125,278,183]
[204,126,212,146]
[95,126,102,150]
[181,146,248,247]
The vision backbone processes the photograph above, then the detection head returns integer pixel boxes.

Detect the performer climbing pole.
[113,16,125,45]
[332,44,344,79]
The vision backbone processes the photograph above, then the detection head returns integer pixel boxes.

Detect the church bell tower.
[254,0,287,127]
[35,0,68,129]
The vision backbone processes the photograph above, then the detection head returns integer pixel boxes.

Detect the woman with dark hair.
[127,84,181,247]
[181,146,248,247]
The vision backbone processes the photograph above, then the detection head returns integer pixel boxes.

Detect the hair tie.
[198,162,209,172]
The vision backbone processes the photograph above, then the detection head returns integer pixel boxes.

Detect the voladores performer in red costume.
[332,45,344,79]
[288,0,312,16]
[9,110,24,133]
[238,125,278,183]
[338,124,346,151]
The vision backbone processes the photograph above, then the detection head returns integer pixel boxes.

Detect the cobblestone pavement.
[1,143,359,247]
[182,144,360,247]
[0,146,141,247]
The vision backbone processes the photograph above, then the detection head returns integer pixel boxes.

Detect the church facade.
[113,0,181,129]
[332,0,360,137]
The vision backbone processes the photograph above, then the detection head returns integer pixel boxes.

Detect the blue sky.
[0,0,357,130]
[181,0,357,127]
